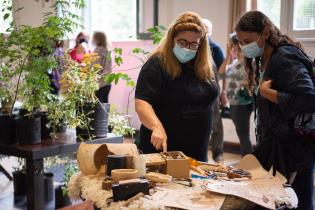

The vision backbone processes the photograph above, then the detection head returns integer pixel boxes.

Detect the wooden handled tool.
[162,140,167,152]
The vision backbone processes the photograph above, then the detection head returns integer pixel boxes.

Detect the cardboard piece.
[163,151,190,179]
[144,151,190,179]
[203,154,288,209]
[77,143,139,175]
[236,154,272,179]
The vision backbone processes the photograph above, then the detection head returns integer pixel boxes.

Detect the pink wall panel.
[109,40,154,129]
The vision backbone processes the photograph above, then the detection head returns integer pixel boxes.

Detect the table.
[69,172,288,210]
[0,131,123,210]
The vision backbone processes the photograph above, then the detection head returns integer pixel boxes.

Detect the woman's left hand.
[260,79,279,104]
[260,79,273,97]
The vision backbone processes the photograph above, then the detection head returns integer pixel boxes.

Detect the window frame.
[282,0,315,42]
[136,0,159,40]
[82,0,139,41]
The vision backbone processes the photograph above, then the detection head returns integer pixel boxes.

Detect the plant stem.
[11,54,29,114]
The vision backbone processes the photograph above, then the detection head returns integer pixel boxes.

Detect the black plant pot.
[13,170,27,204]
[44,172,54,203]
[57,123,67,133]
[41,112,51,140]
[76,103,110,140]
[15,114,41,145]
[55,185,71,209]
[0,114,16,144]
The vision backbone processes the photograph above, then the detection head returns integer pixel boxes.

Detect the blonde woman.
[135,12,218,161]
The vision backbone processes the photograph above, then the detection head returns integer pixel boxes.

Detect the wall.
[302,41,315,57]
[159,0,231,50]
[12,0,55,27]
[109,40,154,130]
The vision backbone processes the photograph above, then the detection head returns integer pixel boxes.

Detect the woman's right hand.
[151,125,167,151]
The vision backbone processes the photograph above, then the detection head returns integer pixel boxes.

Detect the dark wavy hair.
[235,11,303,94]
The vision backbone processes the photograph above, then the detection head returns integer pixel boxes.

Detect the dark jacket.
[254,44,315,177]
[208,37,225,69]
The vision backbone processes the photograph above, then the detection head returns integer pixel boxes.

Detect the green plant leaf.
[114,56,123,66]
[132,48,142,54]
[114,47,123,55]
[127,80,135,87]
[3,13,10,21]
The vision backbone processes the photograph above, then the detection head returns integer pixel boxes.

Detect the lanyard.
[255,70,265,96]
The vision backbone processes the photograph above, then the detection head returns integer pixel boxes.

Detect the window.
[293,0,315,31]
[0,0,13,34]
[84,0,137,40]
[255,0,315,41]
[257,0,281,28]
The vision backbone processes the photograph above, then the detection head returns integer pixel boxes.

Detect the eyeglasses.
[176,39,200,50]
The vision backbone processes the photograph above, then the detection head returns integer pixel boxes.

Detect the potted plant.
[0,0,86,143]
[0,64,17,144]
[55,162,79,208]
[54,53,106,140]
[108,107,136,137]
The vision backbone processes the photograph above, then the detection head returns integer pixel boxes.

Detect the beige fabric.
[229,0,258,33]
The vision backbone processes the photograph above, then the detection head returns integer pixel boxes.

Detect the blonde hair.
[150,11,213,81]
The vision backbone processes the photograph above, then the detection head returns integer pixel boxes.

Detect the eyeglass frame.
[175,39,200,50]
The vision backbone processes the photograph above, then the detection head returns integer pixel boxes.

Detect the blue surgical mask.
[240,35,264,59]
[173,44,197,63]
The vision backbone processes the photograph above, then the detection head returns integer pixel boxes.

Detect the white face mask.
[240,34,264,59]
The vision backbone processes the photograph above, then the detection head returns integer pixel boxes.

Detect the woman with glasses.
[135,12,218,161]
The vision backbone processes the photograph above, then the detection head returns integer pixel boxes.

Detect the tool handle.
[162,141,167,152]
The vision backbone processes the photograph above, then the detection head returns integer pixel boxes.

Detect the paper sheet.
[150,188,225,210]
[203,154,288,209]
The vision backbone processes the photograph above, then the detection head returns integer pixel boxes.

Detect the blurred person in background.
[218,33,253,156]
[203,18,225,163]
[69,32,89,63]
[92,31,112,103]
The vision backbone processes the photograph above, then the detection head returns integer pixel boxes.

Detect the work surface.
[68,155,295,210]
[0,130,123,210]
[0,131,123,159]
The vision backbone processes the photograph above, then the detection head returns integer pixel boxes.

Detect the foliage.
[44,155,67,169]
[109,108,136,136]
[104,25,166,88]
[147,25,167,45]
[0,0,86,115]
[105,72,135,87]
[47,54,102,137]
[61,161,79,196]
[12,157,26,171]
[0,63,15,114]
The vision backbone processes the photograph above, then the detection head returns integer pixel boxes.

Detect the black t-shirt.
[135,56,219,161]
